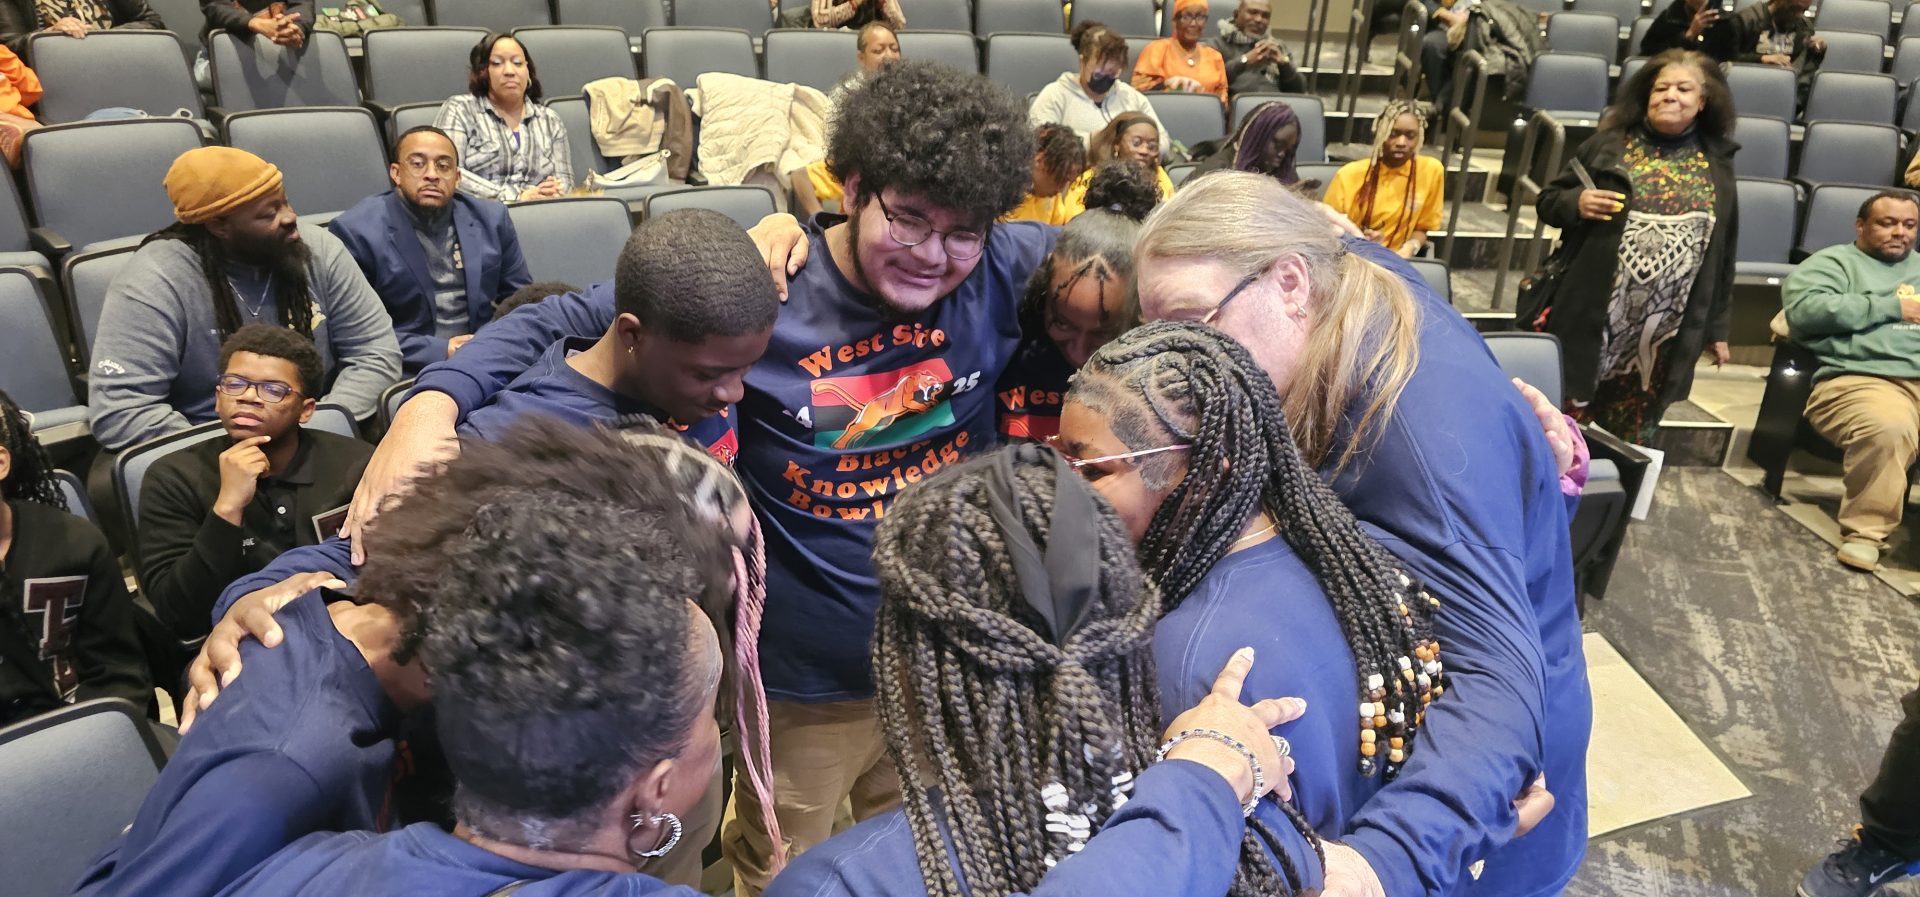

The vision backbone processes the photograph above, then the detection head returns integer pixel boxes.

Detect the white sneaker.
[1837,541,1880,572]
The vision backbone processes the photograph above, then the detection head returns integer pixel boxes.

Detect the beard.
[227,224,306,272]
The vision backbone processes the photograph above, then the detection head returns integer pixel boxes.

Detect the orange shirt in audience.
[0,46,41,121]
[1130,38,1228,103]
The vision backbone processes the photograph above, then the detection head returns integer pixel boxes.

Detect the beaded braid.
[607,417,784,869]
[871,452,1309,897]
[1073,322,1445,778]
[0,389,67,510]
[145,223,316,339]
[1353,99,1427,250]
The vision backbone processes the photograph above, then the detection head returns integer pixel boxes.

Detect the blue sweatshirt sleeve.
[209,537,358,624]
[1022,759,1284,897]
[1338,537,1547,897]
[75,752,328,897]
[407,283,615,417]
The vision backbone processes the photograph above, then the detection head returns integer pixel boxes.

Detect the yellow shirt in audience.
[1321,155,1446,250]
[805,159,845,206]
[1005,192,1074,225]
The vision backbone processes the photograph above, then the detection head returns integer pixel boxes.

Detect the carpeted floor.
[1568,467,1920,897]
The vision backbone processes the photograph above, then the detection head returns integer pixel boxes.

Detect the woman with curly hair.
[0,388,150,728]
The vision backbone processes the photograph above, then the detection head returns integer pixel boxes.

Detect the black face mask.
[1087,71,1118,93]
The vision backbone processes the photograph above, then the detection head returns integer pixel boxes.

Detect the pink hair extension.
[732,513,785,872]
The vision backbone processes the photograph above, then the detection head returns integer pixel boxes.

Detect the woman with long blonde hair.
[1128,169,1590,897]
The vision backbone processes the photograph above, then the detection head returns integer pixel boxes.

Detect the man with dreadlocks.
[88,146,402,453]
[1055,321,1451,879]
[352,61,1056,895]
[0,389,149,728]
[769,445,1323,897]
[1322,100,1445,258]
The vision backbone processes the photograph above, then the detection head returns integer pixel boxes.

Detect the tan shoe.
[1837,541,1880,572]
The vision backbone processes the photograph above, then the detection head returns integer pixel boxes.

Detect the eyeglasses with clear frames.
[1044,434,1192,473]
[1200,271,1262,325]
[874,194,987,260]
[216,374,300,404]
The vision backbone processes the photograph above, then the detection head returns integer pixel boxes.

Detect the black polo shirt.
[136,428,372,641]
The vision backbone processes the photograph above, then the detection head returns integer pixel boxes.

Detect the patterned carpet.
[1569,467,1920,897]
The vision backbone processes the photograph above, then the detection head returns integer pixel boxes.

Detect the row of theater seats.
[5,176,780,439]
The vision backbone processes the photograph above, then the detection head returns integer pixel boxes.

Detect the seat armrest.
[28,226,71,259]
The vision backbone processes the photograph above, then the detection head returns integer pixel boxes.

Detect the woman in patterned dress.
[1534,48,1738,443]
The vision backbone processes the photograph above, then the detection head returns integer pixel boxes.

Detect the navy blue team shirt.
[409,215,1057,702]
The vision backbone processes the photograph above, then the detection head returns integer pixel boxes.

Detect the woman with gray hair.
[1129,169,1588,897]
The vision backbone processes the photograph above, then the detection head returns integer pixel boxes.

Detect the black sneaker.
[1797,835,1920,897]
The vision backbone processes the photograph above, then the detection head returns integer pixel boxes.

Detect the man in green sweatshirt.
[1783,189,1920,572]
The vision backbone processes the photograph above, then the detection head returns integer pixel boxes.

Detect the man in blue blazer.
[329,126,534,374]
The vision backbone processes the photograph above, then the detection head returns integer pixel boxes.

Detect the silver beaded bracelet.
[1155,727,1264,817]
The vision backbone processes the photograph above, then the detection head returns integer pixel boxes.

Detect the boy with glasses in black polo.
[138,325,371,644]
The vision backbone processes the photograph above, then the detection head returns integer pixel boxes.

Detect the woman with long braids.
[1322,99,1445,257]
[0,389,151,727]
[1130,172,1585,897]
[1056,321,1447,858]
[768,445,1323,897]
[1193,100,1311,189]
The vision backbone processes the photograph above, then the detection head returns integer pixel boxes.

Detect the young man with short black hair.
[457,209,779,462]
[357,61,1054,895]
[138,324,372,642]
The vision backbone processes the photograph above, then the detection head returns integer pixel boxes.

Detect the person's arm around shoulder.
[309,228,403,421]
[69,518,152,710]
[1783,249,1910,338]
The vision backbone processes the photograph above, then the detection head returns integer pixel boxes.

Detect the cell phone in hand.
[1719,0,1735,15]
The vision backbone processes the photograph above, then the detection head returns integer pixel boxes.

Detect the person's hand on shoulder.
[178,571,347,733]
[342,392,460,565]
[749,212,810,301]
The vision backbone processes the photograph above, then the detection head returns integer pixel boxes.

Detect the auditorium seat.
[223,107,391,219]
[0,699,167,897]
[643,185,778,230]
[27,30,202,123]
[985,32,1078,101]
[642,27,759,85]
[0,267,86,437]
[208,30,359,113]
[511,25,640,97]
[1231,93,1326,161]
[976,0,1067,34]
[362,27,490,113]
[434,0,553,30]
[24,118,205,257]
[764,29,860,91]
[506,196,635,286]
[896,30,980,74]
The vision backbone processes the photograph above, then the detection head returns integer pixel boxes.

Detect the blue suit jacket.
[328,190,533,373]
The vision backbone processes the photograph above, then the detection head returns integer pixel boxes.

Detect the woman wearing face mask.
[996,161,1159,441]
[1031,22,1171,160]
[435,32,573,203]
[1057,116,1175,221]
[1532,48,1737,443]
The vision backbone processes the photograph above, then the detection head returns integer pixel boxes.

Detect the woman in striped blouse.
[435,32,574,203]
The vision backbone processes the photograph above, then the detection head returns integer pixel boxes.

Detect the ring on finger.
[1271,735,1291,758]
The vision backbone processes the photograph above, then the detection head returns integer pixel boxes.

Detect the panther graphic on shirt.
[812,370,948,449]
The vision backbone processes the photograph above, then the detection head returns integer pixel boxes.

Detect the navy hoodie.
[407,216,1056,702]
[1317,238,1590,897]
[73,592,399,897]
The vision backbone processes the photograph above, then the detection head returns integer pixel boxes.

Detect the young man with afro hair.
[351,60,1058,895]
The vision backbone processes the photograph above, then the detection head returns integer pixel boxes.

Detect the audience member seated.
[1031,23,1169,159]
[997,174,1151,440]
[808,0,903,30]
[1322,100,1444,258]
[790,21,900,219]
[0,389,150,729]
[436,32,573,204]
[1782,190,1920,573]
[1192,100,1306,187]
[766,445,1324,897]
[88,147,402,454]
[0,42,39,166]
[329,126,534,374]
[0,0,163,54]
[1209,0,1305,96]
[1133,0,1229,103]
[136,325,372,643]
[1057,117,1176,220]
[1003,123,1090,226]
[195,0,309,87]
[458,209,778,463]
[1419,0,1473,110]
[1643,0,1824,75]
[492,279,578,321]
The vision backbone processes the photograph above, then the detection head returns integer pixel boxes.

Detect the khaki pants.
[1805,374,1920,544]
[720,698,901,897]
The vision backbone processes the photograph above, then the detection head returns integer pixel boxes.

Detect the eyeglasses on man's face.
[875,193,987,260]
[216,374,299,404]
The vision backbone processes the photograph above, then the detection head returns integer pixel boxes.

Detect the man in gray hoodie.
[88,146,402,453]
